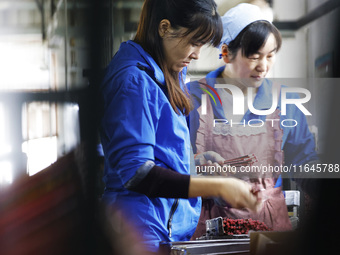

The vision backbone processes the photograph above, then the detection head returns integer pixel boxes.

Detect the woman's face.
[162,27,204,72]
[227,33,277,90]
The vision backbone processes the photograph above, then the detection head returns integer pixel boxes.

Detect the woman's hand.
[189,176,262,212]
[216,177,262,211]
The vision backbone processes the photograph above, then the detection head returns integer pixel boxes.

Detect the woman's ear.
[220,44,231,64]
[158,19,171,38]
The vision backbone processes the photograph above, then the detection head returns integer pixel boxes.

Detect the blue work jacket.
[100,40,201,251]
[189,66,319,169]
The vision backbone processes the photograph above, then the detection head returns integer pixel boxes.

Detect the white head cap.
[219,3,270,47]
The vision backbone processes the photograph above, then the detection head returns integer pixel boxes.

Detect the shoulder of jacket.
[109,66,164,100]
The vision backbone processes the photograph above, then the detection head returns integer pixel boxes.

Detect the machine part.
[284,190,300,206]
[160,239,250,255]
[206,216,225,237]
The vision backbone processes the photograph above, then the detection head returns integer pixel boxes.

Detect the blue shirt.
[189,66,318,168]
[100,40,201,251]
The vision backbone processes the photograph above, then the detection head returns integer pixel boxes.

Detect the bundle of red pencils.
[199,154,258,167]
[223,154,258,167]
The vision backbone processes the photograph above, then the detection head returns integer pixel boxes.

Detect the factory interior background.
[0,0,340,254]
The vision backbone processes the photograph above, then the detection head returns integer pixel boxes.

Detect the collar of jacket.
[126,40,166,86]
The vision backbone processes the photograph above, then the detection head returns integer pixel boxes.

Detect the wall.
[275,0,340,155]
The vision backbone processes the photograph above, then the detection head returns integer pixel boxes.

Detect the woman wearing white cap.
[189,3,319,239]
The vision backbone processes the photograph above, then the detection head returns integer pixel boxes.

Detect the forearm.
[188,176,222,198]
[125,162,190,198]
[126,162,260,211]
[126,163,224,199]
[190,176,261,211]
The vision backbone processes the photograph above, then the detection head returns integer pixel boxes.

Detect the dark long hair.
[134,0,223,115]
[228,20,282,60]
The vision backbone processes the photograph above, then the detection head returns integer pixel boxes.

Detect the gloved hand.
[194,151,225,166]
[195,151,226,176]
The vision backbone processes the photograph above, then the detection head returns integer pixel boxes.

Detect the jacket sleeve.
[282,92,319,166]
[125,161,190,198]
[100,72,160,186]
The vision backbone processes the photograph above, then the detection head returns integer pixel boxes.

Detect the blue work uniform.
[100,40,201,252]
[189,66,318,172]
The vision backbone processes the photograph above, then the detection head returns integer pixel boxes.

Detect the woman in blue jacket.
[189,3,319,239]
[99,0,261,252]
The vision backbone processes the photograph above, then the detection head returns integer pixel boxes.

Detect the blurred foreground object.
[0,149,97,255]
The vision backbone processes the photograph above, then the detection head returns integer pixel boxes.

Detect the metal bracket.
[273,0,340,31]
[35,0,46,40]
